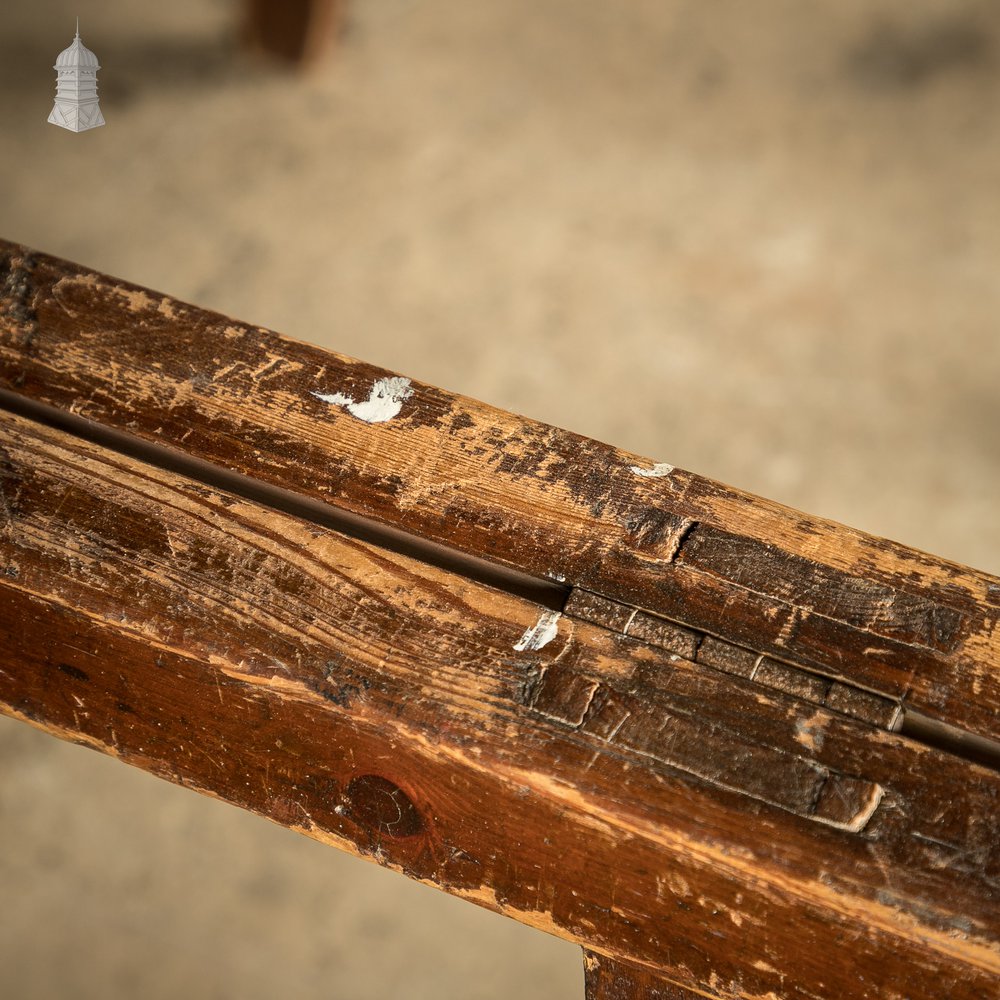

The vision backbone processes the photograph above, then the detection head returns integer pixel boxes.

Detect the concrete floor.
[1,1,998,996]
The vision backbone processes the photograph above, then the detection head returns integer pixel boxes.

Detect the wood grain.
[1,240,997,746]
[1,411,997,1000]
[583,952,701,999]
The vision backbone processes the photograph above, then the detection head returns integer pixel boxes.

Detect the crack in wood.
[675,524,966,654]
[565,588,904,731]
[0,387,569,612]
[522,651,884,833]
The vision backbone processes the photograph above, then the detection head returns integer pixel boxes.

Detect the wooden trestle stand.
[0,239,997,998]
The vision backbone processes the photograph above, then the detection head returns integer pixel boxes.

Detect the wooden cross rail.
[0,238,997,999]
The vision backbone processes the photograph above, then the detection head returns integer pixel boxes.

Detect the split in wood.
[565,588,904,731]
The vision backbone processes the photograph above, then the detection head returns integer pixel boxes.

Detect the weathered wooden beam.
[0,242,995,744]
[0,240,997,998]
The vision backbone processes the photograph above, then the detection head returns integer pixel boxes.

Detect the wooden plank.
[1,241,998,743]
[1,412,997,1000]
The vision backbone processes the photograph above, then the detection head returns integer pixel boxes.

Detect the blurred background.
[1,0,998,996]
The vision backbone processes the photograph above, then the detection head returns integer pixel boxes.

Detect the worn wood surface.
[1,241,998,998]
[0,239,997,747]
[583,951,701,999]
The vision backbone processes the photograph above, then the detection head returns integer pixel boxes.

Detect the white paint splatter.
[514,611,561,651]
[630,462,674,478]
[794,711,826,752]
[312,376,414,424]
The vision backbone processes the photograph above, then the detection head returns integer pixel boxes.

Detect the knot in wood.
[343,775,424,838]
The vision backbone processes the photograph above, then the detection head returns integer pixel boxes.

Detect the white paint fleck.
[794,711,826,752]
[630,462,674,478]
[312,376,414,424]
[514,611,561,651]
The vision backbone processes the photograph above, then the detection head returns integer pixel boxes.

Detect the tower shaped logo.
[48,20,105,132]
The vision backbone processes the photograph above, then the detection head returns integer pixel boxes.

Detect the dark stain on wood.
[0,445,19,527]
[55,661,89,682]
[625,611,701,660]
[0,247,37,354]
[695,635,759,678]
[677,524,965,652]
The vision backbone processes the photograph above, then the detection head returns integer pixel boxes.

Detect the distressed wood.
[1,413,998,999]
[583,952,701,999]
[565,588,905,730]
[0,241,998,998]
[0,241,997,745]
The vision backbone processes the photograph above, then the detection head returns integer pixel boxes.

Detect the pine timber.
[0,240,998,999]
[0,241,996,745]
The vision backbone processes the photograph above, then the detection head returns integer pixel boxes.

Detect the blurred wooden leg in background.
[243,0,345,65]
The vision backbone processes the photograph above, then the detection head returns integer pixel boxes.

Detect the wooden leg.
[584,951,702,999]
[243,0,345,65]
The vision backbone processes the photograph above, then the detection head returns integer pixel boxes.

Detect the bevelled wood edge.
[584,952,704,999]
[0,238,997,744]
[1,412,997,1000]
